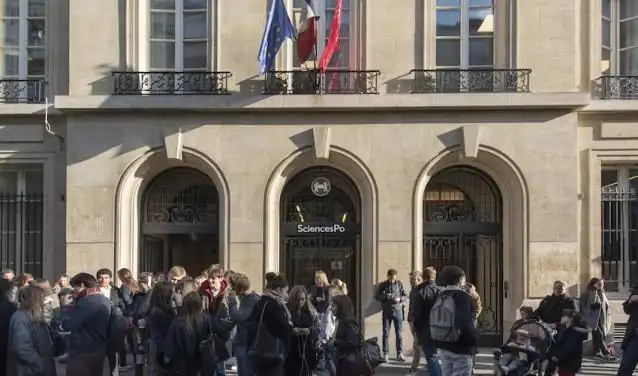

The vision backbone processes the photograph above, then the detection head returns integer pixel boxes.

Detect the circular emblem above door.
[311,177,331,197]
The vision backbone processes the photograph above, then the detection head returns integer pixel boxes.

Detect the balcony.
[409,69,531,93]
[0,79,46,103]
[112,71,232,95]
[593,76,638,100]
[263,69,380,95]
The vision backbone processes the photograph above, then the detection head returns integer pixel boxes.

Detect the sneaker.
[397,353,406,362]
[604,354,619,362]
[383,353,389,362]
[405,369,418,376]
[594,353,606,361]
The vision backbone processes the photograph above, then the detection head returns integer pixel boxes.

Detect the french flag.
[296,0,319,64]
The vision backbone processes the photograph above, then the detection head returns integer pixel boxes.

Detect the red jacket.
[199,279,229,314]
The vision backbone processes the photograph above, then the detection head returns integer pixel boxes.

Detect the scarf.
[263,288,292,324]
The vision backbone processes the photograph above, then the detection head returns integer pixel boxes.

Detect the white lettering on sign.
[297,224,346,233]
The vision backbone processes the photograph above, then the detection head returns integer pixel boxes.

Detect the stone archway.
[423,166,503,346]
[140,167,220,275]
[115,148,229,276]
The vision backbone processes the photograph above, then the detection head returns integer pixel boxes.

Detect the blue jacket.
[6,310,56,376]
[60,290,111,355]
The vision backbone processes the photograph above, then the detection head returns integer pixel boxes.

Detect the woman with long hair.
[165,291,219,375]
[147,281,177,376]
[318,286,341,376]
[331,294,362,376]
[331,278,348,296]
[285,285,320,376]
[14,273,33,288]
[117,268,139,364]
[6,285,56,376]
[310,271,330,314]
[580,277,616,361]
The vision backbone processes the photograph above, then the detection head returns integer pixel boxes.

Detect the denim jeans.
[235,346,254,376]
[421,341,442,376]
[618,335,638,376]
[439,349,472,376]
[214,360,226,376]
[382,314,403,354]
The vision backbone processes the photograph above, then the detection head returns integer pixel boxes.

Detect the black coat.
[530,294,576,325]
[550,326,588,373]
[6,310,56,376]
[247,295,293,357]
[0,293,17,374]
[621,294,638,349]
[285,309,319,376]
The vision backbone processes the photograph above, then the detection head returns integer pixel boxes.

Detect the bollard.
[135,319,147,376]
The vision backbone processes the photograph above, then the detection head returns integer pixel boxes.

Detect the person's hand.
[393,297,401,304]
[551,356,558,362]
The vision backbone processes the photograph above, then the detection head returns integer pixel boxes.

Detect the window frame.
[0,0,46,80]
[0,164,43,276]
[427,0,511,70]
[284,0,363,71]
[600,165,638,293]
[600,0,638,76]
[137,0,217,73]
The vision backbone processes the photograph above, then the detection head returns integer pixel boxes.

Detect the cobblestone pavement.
[55,350,624,375]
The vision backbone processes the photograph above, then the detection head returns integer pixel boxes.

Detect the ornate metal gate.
[423,166,503,346]
[280,167,361,310]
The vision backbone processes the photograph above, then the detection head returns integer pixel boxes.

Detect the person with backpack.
[61,272,113,376]
[374,268,407,362]
[429,265,478,376]
[409,266,442,376]
[228,273,260,376]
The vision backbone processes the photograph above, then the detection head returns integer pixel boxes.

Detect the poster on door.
[330,261,343,270]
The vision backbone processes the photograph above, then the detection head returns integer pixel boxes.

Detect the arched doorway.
[423,166,503,346]
[280,167,361,308]
[140,167,220,276]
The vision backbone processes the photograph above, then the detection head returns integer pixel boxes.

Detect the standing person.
[167,265,187,308]
[52,273,69,295]
[1,268,14,280]
[580,277,616,361]
[530,280,576,327]
[147,281,177,376]
[549,312,589,376]
[118,268,139,365]
[309,270,330,314]
[249,274,293,376]
[15,273,34,287]
[0,278,18,375]
[285,285,320,376]
[465,282,483,371]
[409,266,442,376]
[228,273,260,376]
[331,279,348,295]
[318,286,339,376]
[617,285,638,376]
[330,294,362,376]
[406,270,424,376]
[96,268,129,371]
[61,272,112,376]
[375,268,407,361]
[430,265,478,376]
[6,285,56,376]
[130,272,153,324]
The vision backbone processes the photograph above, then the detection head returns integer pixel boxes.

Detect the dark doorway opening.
[140,168,220,276]
[423,166,503,347]
[280,167,361,312]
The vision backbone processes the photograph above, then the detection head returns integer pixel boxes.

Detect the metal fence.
[601,187,637,291]
[0,193,44,277]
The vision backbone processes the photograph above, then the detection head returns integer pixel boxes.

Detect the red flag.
[319,0,343,72]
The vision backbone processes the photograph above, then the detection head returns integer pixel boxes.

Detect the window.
[0,165,43,277]
[0,0,45,100]
[290,0,357,70]
[435,0,494,69]
[601,167,638,292]
[601,0,638,75]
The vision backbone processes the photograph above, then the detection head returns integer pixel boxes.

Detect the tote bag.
[248,302,286,364]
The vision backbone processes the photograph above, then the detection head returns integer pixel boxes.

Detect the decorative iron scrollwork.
[264,69,381,95]
[151,204,211,224]
[409,69,531,93]
[112,71,232,95]
[428,203,475,222]
[477,307,497,332]
[0,79,47,103]
[594,76,638,99]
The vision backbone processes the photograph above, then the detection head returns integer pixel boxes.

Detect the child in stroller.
[494,319,554,376]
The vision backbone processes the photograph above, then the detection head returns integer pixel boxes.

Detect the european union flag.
[258,0,296,75]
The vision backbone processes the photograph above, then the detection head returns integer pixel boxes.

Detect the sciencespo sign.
[296,224,346,233]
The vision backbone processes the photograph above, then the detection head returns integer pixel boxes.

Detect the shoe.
[604,354,619,362]
[119,364,133,371]
[594,353,606,361]
[405,369,418,376]
[383,353,389,362]
[397,353,406,361]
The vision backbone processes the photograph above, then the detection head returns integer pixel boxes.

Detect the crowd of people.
[0,264,637,376]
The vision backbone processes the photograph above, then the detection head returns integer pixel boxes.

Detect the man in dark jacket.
[375,268,407,361]
[618,286,638,376]
[408,266,442,376]
[530,280,576,326]
[61,272,112,376]
[431,265,478,376]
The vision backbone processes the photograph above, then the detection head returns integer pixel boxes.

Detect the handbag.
[248,302,286,364]
[199,319,230,368]
[354,336,384,376]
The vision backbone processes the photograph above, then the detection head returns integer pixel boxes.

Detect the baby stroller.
[492,319,554,376]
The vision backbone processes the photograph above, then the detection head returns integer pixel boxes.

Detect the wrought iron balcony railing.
[264,69,380,95]
[0,79,47,103]
[594,76,638,99]
[112,71,232,95]
[409,69,531,93]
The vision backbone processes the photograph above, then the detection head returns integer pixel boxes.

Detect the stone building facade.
[0,0,635,346]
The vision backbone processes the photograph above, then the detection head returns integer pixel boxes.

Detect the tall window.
[435,0,494,69]
[601,167,638,292]
[601,0,638,75]
[291,0,355,69]
[0,165,43,277]
[148,0,210,72]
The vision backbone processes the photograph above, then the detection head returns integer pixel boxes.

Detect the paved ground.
[55,350,625,375]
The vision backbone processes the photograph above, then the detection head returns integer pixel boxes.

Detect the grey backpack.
[429,291,461,342]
